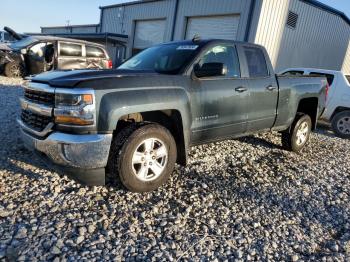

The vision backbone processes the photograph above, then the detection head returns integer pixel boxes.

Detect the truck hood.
[30,69,159,87]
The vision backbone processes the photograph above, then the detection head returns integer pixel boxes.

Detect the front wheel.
[4,61,25,78]
[282,114,312,152]
[331,111,350,139]
[108,123,177,192]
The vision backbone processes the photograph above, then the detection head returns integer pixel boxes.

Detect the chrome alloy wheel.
[131,138,168,181]
[337,116,350,135]
[296,121,309,146]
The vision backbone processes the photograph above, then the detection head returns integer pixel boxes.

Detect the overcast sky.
[1,0,350,33]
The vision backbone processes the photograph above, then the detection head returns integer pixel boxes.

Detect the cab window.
[86,46,106,58]
[346,75,350,85]
[59,43,82,57]
[309,72,335,86]
[243,46,269,78]
[199,45,241,78]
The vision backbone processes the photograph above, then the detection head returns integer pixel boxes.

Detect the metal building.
[41,0,350,73]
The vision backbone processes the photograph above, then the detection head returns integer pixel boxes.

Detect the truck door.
[57,42,86,70]
[239,45,279,132]
[190,44,248,144]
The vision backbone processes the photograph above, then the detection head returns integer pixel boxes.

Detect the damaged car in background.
[0,27,112,78]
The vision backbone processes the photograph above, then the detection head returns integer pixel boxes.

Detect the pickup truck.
[18,39,328,192]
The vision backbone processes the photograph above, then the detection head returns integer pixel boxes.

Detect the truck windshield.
[118,43,200,74]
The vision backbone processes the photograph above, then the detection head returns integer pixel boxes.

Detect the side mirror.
[20,49,27,55]
[193,63,228,78]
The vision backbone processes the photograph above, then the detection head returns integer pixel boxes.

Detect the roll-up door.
[185,15,240,40]
[133,19,166,54]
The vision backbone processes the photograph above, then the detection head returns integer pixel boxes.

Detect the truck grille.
[21,110,53,132]
[24,89,55,106]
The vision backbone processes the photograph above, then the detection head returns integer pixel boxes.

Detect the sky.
[1,0,350,33]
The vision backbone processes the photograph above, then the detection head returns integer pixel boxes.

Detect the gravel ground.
[0,76,349,261]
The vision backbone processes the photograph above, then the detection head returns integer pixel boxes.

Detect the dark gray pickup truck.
[18,39,328,192]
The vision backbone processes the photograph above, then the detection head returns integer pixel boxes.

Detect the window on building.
[309,72,335,86]
[199,45,241,78]
[86,46,106,58]
[282,70,305,76]
[60,42,82,57]
[287,11,299,29]
[243,46,269,78]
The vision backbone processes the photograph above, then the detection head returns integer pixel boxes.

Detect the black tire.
[108,123,177,192]
[4,61,25,78]
[331,111,350,139]
[282,114,312,152]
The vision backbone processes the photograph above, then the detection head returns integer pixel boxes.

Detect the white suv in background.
[280,68,350,138]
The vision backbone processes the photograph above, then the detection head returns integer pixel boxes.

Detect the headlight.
[54,90,95,126]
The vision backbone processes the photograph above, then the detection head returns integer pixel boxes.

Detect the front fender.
[98,86,192,151]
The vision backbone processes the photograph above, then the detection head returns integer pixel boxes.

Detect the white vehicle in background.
[280,68,350,138]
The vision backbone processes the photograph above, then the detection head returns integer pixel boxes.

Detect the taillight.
[107,60,113,69]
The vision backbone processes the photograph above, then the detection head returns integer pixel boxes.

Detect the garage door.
[133,19,166,51]
[185,15,240,40]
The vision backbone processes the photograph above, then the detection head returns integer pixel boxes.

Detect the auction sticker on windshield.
[176,45,199,50]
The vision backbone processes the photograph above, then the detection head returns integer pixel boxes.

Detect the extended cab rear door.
[237,44,279,132]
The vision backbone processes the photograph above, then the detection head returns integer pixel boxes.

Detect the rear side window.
[60,42,82,57]
[309,72,334,86]
[243,47,269,78]
[86,46,106,58]
[282,70,304,76]
[346,75,350,85]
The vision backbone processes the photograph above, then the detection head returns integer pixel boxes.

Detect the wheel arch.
[330,106,350,121]
[113,109,188,166]
[296,97,319,130]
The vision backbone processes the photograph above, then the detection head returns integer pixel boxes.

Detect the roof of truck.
[27,35,105,47]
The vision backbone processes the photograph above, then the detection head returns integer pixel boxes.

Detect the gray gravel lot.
[0,76,349,261]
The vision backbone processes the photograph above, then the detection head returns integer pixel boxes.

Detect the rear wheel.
[108,123,177,192]
[4,61,25,78]
[282,114,312,152]
[331,111,350,139]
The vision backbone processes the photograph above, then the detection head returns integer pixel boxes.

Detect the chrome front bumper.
[18,119,112,170]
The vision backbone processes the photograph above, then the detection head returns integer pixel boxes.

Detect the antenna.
[66,20,70,27]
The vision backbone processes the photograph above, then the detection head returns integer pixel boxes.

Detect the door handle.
[266,85,277,91]
[235,87,248,93]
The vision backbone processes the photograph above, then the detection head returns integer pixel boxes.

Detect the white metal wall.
[269,0,350,72]
[251,0,290,68]
[342,41,350,74]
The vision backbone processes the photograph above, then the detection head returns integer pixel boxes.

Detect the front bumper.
[18,119,112,185]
